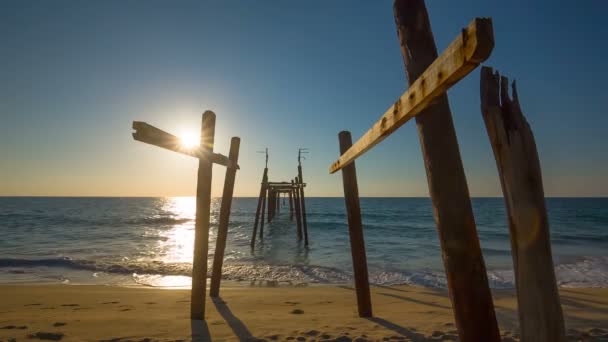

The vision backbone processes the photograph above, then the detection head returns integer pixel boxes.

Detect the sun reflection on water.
[157,197,196,264]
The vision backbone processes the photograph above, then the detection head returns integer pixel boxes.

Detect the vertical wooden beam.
[298,166,310,247]
[292,179,303,240]
[289,190,294,221]
[338,131,372,318]
[259,187,266,239]
[480,67,566,342]
[210,137,241,298]
[393,1,500,340]
[191,110,216,320]
[276,191,280,214]
[267,189,273,223]
[251,168,268,248]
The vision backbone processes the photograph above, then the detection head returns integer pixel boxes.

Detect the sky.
[1,0,607,197]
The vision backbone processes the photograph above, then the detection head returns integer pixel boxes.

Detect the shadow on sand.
[191,319,212,342]
[212,297,254,341]
[366,317,437,342]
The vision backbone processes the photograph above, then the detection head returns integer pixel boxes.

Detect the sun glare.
[179,132,199,149]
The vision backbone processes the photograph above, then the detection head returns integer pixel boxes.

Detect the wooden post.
[289,190,294,221]
[297,166,309,247]
[191,111,216,320]
[267,189,273,223]
[338,131,372,318]
[276,191,280,214]
[393,1,500,340]
[480,67,566,342]
[259,187,266,239]
[251,168,268,248]
[210,137,241,298]
[292,179,303,240]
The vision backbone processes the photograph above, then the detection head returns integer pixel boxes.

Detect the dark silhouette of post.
[338,131,372,318]
[267,189,273,223]
[297,165,309,247]
[251,167,268,248]
[210,137,241,298]
[276,192,280,214]
[393,1,499,340]
[191,111,216,320]
[289,190,294,221]
[480,67,565,342]
[292,179,303,240]
[259,188,266,239]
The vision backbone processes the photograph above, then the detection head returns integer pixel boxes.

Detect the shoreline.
[1,284,607,341]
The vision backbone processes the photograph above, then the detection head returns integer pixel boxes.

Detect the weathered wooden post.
[259,187,266,239]
[480,67,566,342]
[297,159,309,246]
[190,111,216,320]
[289,190,294,221]
[267,189,274,223]
[393,1,499,340]
[292,179,303,240]
[276,191,280,214]
[251,167,268,248]
[210,137,241,298]
[338,131,372,317]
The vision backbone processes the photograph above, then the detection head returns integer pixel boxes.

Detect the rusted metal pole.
[293,179,303,240]
[393,1,499,340]
[210,137,240,298]
[251,168,268,248]
[480,67,565,342]
[338,131,372,318]
[191,111,216,320]
[298,166,309,246]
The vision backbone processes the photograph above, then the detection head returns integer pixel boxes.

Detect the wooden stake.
[298,166,309,247]
[259,187,266,239]
[267,189,273,223]
[210,137,241,298]
[338,131,372,318]
[480,67,566,342]
[276,191,280,214]
[289,190,294,221]
[191,111,216,320]
[251,168,268,248]
[393,1,500,340]
[293,179,303,240]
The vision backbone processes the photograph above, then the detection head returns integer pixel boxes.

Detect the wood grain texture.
[339,131,372,318]
[191,111,215,320]
[480,67,566,342]
[210,137,241,298]
[393,1,500,340]
[329,16,493,174]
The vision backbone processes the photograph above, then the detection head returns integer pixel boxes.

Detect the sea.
[0,197,606,289]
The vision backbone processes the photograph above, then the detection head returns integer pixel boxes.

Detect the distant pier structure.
[251,148,309,247]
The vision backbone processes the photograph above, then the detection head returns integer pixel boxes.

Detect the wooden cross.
[329,2,501,341]
[132,110,240,320]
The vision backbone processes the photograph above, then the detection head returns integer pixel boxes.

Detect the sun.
[179,132,199,149]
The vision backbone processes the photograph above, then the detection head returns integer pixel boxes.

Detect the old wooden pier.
[251,148,309,247]
[330,1,565,341]
[132,111,241,320]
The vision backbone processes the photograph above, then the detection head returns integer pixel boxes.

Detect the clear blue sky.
[1,0,606,197]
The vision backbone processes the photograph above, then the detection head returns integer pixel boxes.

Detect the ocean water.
[0,197,606,288]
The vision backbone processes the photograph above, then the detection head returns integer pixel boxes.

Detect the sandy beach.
[0,284,606,341]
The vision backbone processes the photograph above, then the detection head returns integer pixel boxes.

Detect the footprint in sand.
[60,304,79,307]
[0,325,27,330]
[53,322,67,327]
[28,331,64,341]
[289,309,304,314]
[101,301,120,304]
[24,303,42,306]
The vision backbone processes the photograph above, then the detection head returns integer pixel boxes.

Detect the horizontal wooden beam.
[329,17,494,174]
[132,121,239,169]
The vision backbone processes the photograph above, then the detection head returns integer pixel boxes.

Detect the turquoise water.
[0,197,606,288]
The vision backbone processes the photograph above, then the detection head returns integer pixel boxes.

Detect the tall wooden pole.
[393,1,500,340]
[276,191,280,214]
[293,179,303,240]
[480,67,565,342]
[210,137,241,298]
[298,166,309,247]
[191,111,216,320]
[289,190,294,221]
[338,131,372,318]
[267,189,273,223]
[259,187,266,239]
[251,168,268,248]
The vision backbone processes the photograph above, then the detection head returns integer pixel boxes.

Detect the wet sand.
[0,284,606,341]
